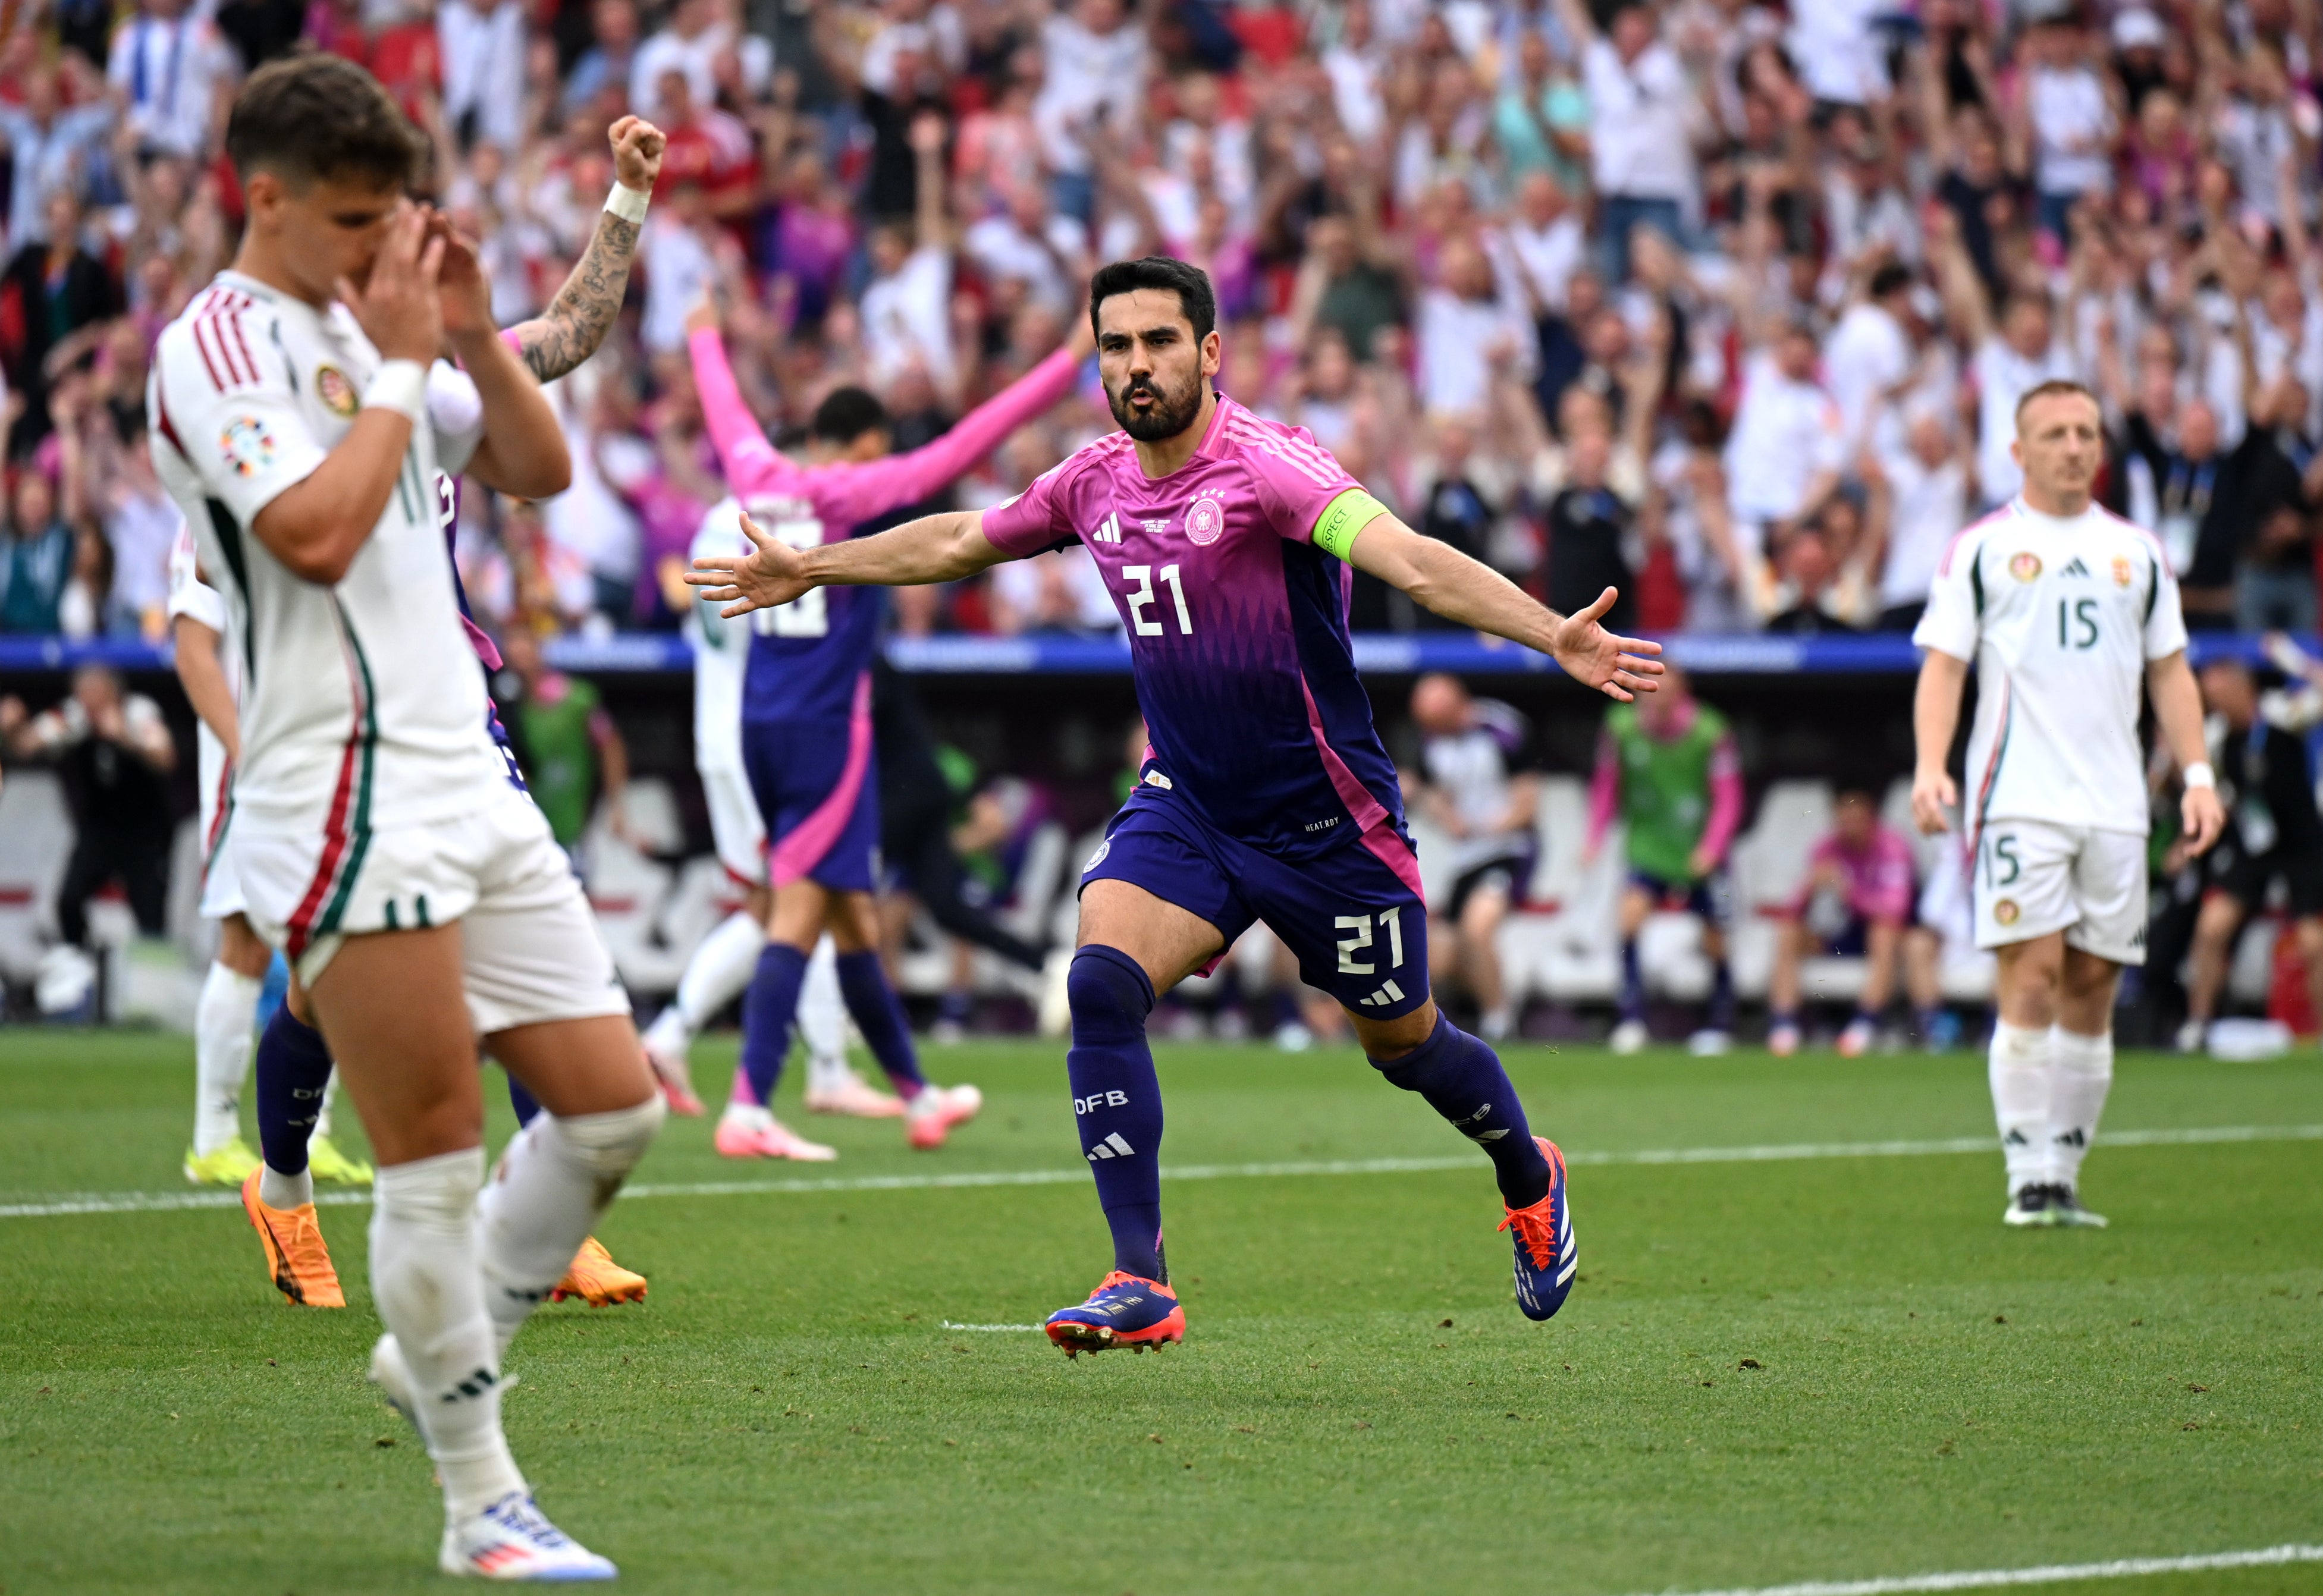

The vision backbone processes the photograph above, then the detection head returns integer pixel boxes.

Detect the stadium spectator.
[1866,411,1970,633]
[0,469,77,634]
[0,664,175,948]
[1765,784,1941,1058]
[1409,673,1538,1042]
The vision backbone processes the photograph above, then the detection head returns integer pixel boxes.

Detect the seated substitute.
[1410,673,1540,1041]
[1766,783,1943,1055]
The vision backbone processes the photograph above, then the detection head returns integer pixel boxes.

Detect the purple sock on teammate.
[833,949,927,1097]
[255,1006,335,1177]
[1066,944,1167,1281]
[1371,1013,1551,1209]
[737,942,809,1107]
[507,1076,541,1127]
[1618,940,1645,1023]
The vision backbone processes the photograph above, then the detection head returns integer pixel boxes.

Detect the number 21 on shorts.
[1336,906,1405,974]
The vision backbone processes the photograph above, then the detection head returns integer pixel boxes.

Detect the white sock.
[799,936,847,1076]
[259,1164,313,1209]
[314,1067,337,1141]
[1988,1020,2051,1193]
[670,910,768,1038]
[192,962,261,1154]
[478,1095,667,1358]
[369,1148,523,1519]
[2047,1026,2114,1191]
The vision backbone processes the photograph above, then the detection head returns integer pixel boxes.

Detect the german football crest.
[1185,497,1224,546]
[2008,551,2042,582]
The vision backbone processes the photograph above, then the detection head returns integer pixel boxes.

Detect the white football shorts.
[197,828,247,922]
[235,788,632,1032]
[702,761,767,888]
[1971,818,2148,965]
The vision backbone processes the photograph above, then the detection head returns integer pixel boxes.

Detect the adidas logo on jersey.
[1092,511,1124,543]
[1356,979,1407,1007]
[2060,557,2092,577]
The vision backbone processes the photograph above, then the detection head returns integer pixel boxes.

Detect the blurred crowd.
[7,0,2323,643]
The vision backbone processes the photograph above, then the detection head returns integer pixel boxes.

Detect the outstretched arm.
[1341,512,1663,700]
[686,508,1015,613]
[817,324,1094,527]
[509,117,665,383]
[688,306,803,499]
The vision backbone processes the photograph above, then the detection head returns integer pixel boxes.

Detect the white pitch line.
[1633,1541,2323,1596]
[939,1321,1041,1333]
[4,1123,2318,1220]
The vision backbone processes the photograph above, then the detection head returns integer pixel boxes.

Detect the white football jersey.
[165,518,237,852]
[1914,498,2187,837]
[687,497,752,775]
[147,272,499,835]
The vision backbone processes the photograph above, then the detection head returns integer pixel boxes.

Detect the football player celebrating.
[1911,380,2223,1228]
[683,294,1089,1160]
[150,57,661,1577]
[692,257,1658,1352]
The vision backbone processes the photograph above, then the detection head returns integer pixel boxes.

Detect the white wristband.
[363,359,427,424]
[2183,761,2217,790]
[606,181,649,224]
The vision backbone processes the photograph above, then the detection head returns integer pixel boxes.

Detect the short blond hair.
[2014,379,2099,433]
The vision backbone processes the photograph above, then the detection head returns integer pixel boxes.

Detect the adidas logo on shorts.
[1355,979,1407,1008]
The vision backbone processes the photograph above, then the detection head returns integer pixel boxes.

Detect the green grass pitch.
[1,1030,2318,1595]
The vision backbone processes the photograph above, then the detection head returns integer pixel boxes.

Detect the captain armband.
[1310,487,1388,563]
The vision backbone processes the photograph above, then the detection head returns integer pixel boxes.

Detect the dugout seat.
[1726,780,1831,1000]
[0,769,71,984]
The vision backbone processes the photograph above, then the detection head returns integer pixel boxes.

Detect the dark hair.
[1869,262,1914,300]
[226,54,423,189]
[811,386,889,445]
[1088,256,1217,343]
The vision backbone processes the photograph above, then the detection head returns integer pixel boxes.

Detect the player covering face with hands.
[149,56,661,1580]
[1910,380,2223,1231]
[693,256,1659,1353]
[235,110,672,1319]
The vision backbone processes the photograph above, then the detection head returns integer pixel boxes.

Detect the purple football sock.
[255,1006,334,1177]
[737,941,809,1107]
[1371,1013,1552,1208]
[1066,944,1167,1282]
[834,950,926,1097]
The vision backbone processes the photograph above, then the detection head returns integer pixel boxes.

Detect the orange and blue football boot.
[1043,1271,1185,1357]
[1498,1136,1576,1321]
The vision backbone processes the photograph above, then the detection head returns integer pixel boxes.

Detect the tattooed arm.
[510,115,667,382]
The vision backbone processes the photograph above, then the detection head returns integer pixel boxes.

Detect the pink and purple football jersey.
[692,326,1081,728]
[982,395,1410,872]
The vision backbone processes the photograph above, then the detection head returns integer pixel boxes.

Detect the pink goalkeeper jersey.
[981,393,1408,863]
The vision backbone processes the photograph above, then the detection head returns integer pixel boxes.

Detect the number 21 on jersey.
[1120,564,1194,636]
[750,511,827,637]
